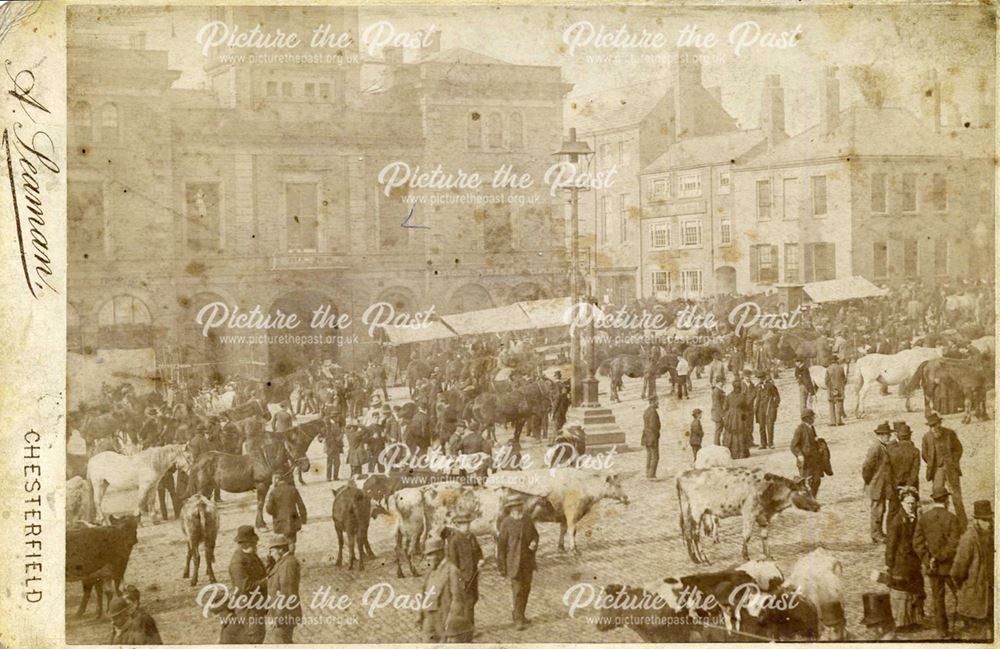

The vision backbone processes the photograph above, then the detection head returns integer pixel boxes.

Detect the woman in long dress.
[885,487,925,631]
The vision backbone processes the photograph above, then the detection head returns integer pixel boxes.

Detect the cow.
[490,468,630,553]
[387,487,427,578]
[676,467,820,564]
[784,548,847,641]
[422,482,507,541]
[180,494,219,586]
[332,483,375,571]
[66,514,140,618]
[67,476,96,525]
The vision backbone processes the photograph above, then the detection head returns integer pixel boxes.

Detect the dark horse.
[907,356,993,424]
[186,422,321,528]
[598,354,678,402]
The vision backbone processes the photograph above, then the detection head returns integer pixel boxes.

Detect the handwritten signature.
[4,59,58,298]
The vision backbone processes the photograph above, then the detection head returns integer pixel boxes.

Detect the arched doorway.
[97,294,153,349]
[376,286,419,315]
[268,290,340,377]
[447,283,494,314]
[715,266,737,294]
[510,281,547,303]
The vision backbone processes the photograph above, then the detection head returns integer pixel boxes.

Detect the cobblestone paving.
[66,373,994,643]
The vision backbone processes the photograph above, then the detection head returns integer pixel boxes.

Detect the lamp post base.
[564,405,626,451]
[581,377,600,408]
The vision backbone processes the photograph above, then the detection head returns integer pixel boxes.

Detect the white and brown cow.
[676,467,820,564]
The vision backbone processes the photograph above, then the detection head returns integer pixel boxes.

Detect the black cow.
[66,514,140,618]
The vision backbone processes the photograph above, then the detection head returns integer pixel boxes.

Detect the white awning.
[379,320,457,345]
[518,297,605,329]
[803,276,889,303]
[441,303,533,336]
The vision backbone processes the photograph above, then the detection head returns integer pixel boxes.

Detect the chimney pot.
[821,66,840,135]
[761,75,785,147]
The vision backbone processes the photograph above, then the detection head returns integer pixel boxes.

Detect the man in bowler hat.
[862,422,895,543]
[951,500,994,639]
[221,525,268,644]
[921,411,966,530]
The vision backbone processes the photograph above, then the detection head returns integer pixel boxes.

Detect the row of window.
[648,219,715,249]
[71,102,120,142]
[756,175,827,220]
[750,242,836,285]
[870,172,947,214]
[647,170,730,201]
[651,269,703,296]
[467,112,524,151]
[872,239,948,279]
[264,80,335,102]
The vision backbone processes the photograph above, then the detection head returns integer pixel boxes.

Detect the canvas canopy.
[379,320,457,345]
[803,276,889,303]
[440,303,533,336]
[519,297,595,329]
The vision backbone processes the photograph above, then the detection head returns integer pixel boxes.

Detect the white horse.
[193,389,237,416]
[87,444,190,524]
[853,346,942,416]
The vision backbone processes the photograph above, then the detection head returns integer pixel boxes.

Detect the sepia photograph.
[49,1,998,645]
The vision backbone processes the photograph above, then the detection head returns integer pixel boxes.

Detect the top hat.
[801,408,815,420]
[691,408,702,416]
[268,534,291,549]
[874,422,892,436]
[424,537,445,556]
[107,596,131,619]
[931,484,951,501]
[860,592,893,626]
[973,500,993,520]
[234,525,259,544]
[926,412,942,426]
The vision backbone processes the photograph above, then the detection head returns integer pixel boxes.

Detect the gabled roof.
[643,128,767,174]
[743,104,993,167]
[567,80,671,134]
[419,47,508,66]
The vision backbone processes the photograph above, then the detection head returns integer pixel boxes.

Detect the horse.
[682,344,724,379]
[907,356,993,423]
[185,425,320,528]
[87,444,190,524]
[943,293,977,323]
[598,354,677,402]
[406,359,432,397]
[853,347,942,416]
[778,332,827,364]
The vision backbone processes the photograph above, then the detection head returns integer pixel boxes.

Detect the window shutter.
[750,245,760,283]
[804,243,815,282]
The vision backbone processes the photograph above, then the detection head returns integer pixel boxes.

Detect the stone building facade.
[67,6,571,377]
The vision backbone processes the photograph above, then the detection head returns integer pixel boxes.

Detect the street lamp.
[553,128,594,407]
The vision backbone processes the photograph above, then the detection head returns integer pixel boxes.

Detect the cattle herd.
[63,278,994,643]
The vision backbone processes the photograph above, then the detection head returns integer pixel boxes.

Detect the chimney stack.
[820,66,840,135]
[672,51,703,141]
[760,75,785,147]
[919,70,941,132]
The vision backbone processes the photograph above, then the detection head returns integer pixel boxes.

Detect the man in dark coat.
[887,421,920,519]
[445,514,483,640]
[323,419,343,481]
[264,474,307,550]
[914,485,962,638]
[688,409,704,461]
[710,377,726,446]
[265,534,302,643]
[795,357,816,411]
[107,595,163,645]
[825,355,847,426]
[271,402,294,434]
[755,371,780,449]
[885,487,924,630]
[951,501,994,639]
[740,370,757,446]
[221,525,267,644]
[862,422,896,544]
[496,495,539,630]
[406,404,431,455]
[921,412,966,530]
[790,408,822,495]
[641,397,660,480]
